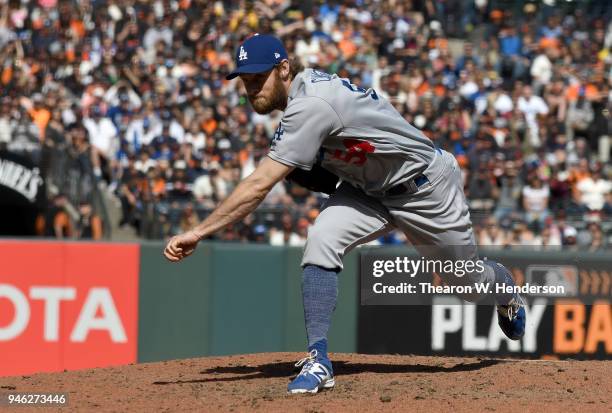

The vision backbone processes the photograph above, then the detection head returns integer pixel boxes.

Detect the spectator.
[479,217,507,246]
[530,47,554,91]
[586,222,607,251]
[270,212,305,246]
[522,176,550,227]
[540,225,562,249]
[0,98,11,148]
[83,105,117,179]
[150,123,178,160]
[494,161,522,221]
[498,26,526,80]
[8,107,40,158]
[252,224,268,244]
[76,201,103,240]
[179,203,199,234]
[40,194,76,239]
[118,156,143,229]
[468,167,498,212]
[506,221,537,247]
[517,85,549,148]
[567,90,595,140]
[167,160,192,202]
[603,192,612,217]
[19,94,50,140]
[562,226,579,248]
[576,165,612,211]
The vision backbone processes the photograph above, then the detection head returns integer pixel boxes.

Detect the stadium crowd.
[0,0,610,249]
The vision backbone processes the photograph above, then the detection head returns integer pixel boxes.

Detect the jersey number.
[331,139,375,166]
[341,79,379,100]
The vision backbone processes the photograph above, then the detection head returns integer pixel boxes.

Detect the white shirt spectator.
[541,232,562,247]
[0,116,12,144]
[104,85,142,109]
[192,174,213,199]
[83,117,117,158]
[479,230,507,246]
[184,131,206,152]
[530,54,553,85]
[493,93,514,114]
[149,120,185,143]
[125,118,159,147]
[143,25,173,51]
[295,37,321,65]
[395,18,411,38]
[518,95,549,121]
[269,229,306,246]
[135,158,157,174]
[518,95,549,146]
[522,184,550,213]
[459,80,479,99]
[62,108,77,126]
[193,168,228,201]
[475,95,488,114]
[577,177,612,210]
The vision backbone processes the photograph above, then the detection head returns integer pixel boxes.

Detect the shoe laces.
[506,304,516,320]
[498,297,523,321]
[295,349,318,375]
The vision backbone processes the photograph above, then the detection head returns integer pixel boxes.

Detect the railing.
[137,199,289,240]
[41,144,112,239]
[135,198,612,244]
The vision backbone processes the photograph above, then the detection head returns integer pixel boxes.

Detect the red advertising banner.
[0,241,140,377]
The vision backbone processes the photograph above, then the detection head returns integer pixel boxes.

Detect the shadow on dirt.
[152,358,503,385]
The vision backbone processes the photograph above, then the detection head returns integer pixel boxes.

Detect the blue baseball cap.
[226,34,288,80]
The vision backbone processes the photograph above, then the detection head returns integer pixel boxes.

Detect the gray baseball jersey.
[268,69,436,196]
[268,69,496,301]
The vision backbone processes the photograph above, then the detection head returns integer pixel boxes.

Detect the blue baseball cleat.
[490,261,526,340]
[287,350,335,394]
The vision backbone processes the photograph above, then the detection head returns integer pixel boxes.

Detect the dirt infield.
[0,353,610,412]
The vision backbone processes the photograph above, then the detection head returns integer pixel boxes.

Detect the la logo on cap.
[274,52,280,59]
[239,46,248,61]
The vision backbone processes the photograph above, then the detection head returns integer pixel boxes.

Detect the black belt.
[386,174,429,196]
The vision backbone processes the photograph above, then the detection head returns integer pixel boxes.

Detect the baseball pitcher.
[164,34,526,394]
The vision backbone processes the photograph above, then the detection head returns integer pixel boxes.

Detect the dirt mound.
[0,353,610,412]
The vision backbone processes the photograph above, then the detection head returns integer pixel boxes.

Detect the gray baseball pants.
[301,149,495,302]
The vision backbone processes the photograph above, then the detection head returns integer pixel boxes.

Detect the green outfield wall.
[137,242,360,363]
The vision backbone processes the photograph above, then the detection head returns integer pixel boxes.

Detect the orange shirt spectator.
[202,118,218,136]
[417,81,431,96]
[538,37,559,50]
[1,66,12,85]
[20,96,51,140]
[70,19,86,39]
[152,178,167,197]
[30,108,51,139]
[565,84,598,102]
[338,38,357,59]
[49,211,73,238]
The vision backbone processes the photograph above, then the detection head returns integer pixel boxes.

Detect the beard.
[248,70,288,114]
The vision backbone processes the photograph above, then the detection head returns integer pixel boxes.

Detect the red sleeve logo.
[331,139,375,166]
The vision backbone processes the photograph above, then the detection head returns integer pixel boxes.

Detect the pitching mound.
[0,353,610,412]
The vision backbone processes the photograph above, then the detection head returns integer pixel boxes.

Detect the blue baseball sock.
[484,260,514,305]
[302,264,338,362]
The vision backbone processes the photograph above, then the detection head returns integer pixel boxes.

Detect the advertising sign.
[0,241,140,376]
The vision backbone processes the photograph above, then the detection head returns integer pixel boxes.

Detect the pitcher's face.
[241,66,288,114]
